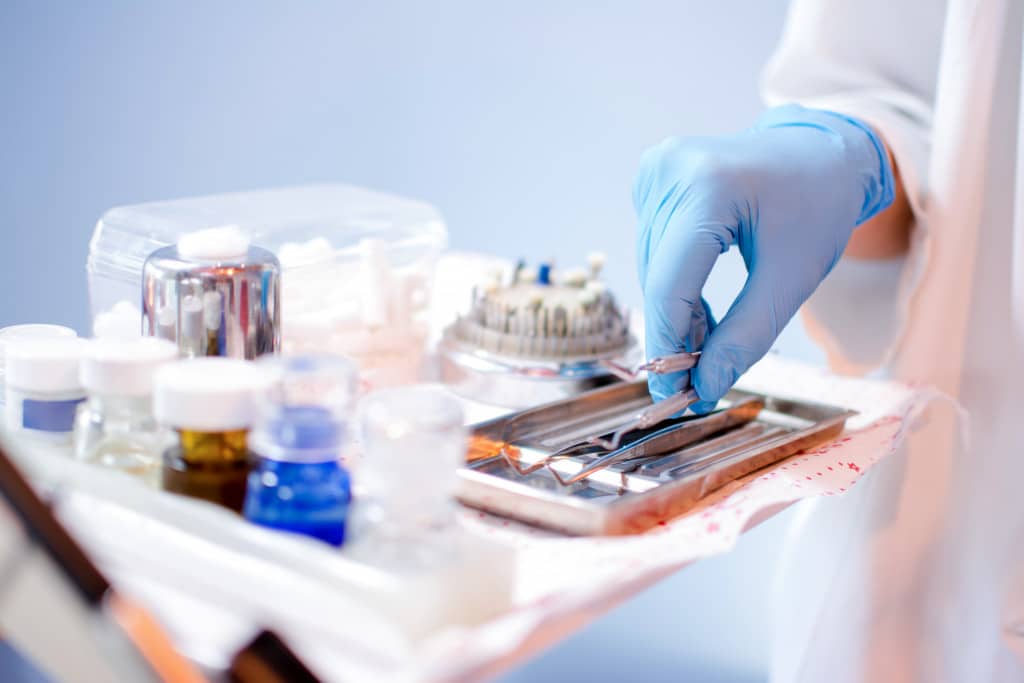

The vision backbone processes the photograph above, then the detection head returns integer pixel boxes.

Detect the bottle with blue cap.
[243,355,355,546]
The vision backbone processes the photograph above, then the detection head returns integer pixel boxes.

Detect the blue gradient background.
[0,2,822,681]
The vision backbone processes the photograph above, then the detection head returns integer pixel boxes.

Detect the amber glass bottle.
[153,358,268,512]
[163,428,251,511]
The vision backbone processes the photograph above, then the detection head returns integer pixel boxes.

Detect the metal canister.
[141,227,281,359]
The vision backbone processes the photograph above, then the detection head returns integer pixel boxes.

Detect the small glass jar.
[244,355,356,546]
[4,337,88,444]
[153,358,269,511]
[0,324,77,412]
[350,385,466,569]
[73,337,178,485]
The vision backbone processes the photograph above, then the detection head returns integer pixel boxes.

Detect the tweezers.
[600,350,701,382]
[593,350,703,450]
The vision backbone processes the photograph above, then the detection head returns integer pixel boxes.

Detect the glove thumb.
[692,268,804,405]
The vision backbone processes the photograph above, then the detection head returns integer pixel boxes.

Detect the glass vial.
[244,355,357,546]
[153,357,268,511]
[5,337,88,444]
[351,385,466,569]
[73,337,178,485]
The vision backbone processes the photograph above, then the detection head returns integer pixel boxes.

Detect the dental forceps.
[494,350,755,486]
[593,351,702,450]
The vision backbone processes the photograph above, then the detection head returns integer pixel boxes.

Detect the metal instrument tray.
[456,380,855,535]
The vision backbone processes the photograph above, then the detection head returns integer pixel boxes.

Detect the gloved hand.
[634,104,895,412]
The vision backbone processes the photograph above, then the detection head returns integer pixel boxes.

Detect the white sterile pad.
[176,225,250,261]
[154,358,270,431]
[92,301,143,339]
[80,337,178,396]
[9,354,928,683]
[5,338,88,393]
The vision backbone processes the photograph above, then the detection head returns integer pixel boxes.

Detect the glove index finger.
[645,296,714,403]
[642,219,729,402]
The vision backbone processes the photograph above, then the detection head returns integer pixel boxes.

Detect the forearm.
[844,137,912,260]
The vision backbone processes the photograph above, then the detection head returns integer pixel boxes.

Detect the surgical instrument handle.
[634,387,700,429]
[588,387,700,451]
[641,351,700,375]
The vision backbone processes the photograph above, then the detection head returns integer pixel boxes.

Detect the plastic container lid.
[80,337,179,396]
[0,325,77,369]
[154,358,270,431]
[5,338,89,393]
[88,184,446,292]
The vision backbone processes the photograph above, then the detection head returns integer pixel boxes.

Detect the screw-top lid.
[360,385,463,439]
[153,357,269,431]
[80,337,178,397]
[5,337,88,393]
[0,325,77,368]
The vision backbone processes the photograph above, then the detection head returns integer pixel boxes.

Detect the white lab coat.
[761,1,1024,681]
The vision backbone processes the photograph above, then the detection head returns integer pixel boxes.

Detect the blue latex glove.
[634,104,895,413]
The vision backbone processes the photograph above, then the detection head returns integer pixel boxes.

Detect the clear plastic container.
[89,184,447,388]
[349,385,466,569]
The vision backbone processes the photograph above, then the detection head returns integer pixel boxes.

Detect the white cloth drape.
[761,0,1024,680]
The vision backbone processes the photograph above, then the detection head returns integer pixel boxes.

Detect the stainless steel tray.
[456,380,855,535]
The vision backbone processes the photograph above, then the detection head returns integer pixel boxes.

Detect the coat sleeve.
[761,0,946,373]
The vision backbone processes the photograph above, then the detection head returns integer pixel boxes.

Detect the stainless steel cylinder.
[141,244,281,359]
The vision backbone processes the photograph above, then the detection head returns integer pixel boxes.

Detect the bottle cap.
[0,325,77,368]
[5,337,88,393]
[154,358,269,431]
[80,337,178,396]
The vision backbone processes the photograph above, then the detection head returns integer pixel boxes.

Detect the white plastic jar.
[5,337,88,443]
[0,324,77,409]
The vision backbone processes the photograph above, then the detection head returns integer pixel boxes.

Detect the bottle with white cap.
[153,357,268,511]
[73,337,179,484]
[4,337,88,443]
[0,324,77,411]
